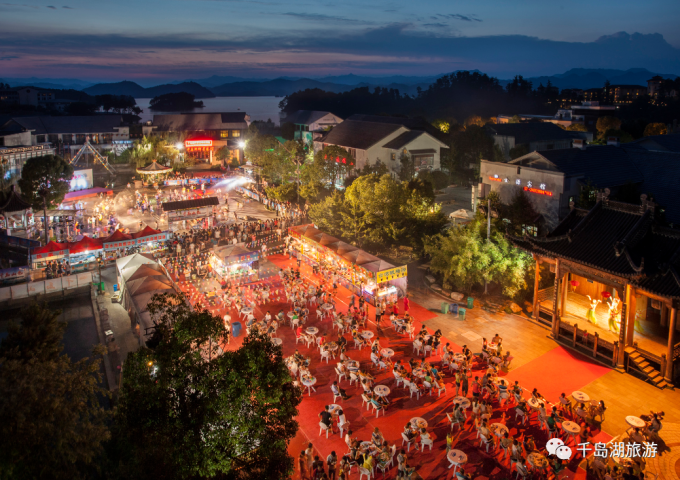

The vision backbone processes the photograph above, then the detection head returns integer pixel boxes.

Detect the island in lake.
[149,92,205,111]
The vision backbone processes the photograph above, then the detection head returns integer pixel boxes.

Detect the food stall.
[288,224,408,305]
[30,241,70,269]
[210,244,259,282]
[68,236,103,273]
[161,197,220,231]
[130,226,171,254]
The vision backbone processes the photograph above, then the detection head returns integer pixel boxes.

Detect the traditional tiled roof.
[284,110,340,126]
[630,134,680,153]
[509,197,680,299]
[161,196,219,212]
[382,131,426,150]
[486,123,573,144]
[0,186,31,212]
[152,113,248,132]
[1,116,124,135]
[347,114,447,141]
[320,120,403,150]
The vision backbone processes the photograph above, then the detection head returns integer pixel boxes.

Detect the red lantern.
[601,291,611,299]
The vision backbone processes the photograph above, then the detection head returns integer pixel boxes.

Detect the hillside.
[83,81,215,98]
[500,68,678,90]
[209,78,421,97]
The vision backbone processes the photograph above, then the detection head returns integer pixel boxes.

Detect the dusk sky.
[1,0,680,83]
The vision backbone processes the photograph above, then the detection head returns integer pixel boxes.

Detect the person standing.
[326,451,337,480]
[299,451,311,480]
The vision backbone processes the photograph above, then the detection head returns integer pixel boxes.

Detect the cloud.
[282,12,374,24]
[435,13,482,22]
[0,55,20,60]
[46,5,56,8]
[422,23,449,28]
[62,5,73,8]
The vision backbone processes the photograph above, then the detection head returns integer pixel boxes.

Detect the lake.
[134,96,284,124]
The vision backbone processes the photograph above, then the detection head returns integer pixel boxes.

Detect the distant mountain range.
[2,68,677,99]
[82,81,215,98]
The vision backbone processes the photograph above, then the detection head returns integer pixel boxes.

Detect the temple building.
[510,191,680,388]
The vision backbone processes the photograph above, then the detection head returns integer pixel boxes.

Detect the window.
[231,130,241,137]
[36,135,45,143]
[220,130,229,138]
[522,225,538,237]
[547,144,554,150]
[391,153,396,161]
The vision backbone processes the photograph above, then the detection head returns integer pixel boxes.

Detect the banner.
[76,272,93,287]
[63,275,78,289]
[44,277,63,293]
[10,283,28,298]
[376,265,408,283]
[0,266,29,285]
[27,281,45,296]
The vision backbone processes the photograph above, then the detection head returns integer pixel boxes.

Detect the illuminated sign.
[185,139,213,147]
[488,176,502,182]
[524,186,553,196]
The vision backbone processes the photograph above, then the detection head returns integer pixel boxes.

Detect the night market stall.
[209,244,260,283]
[288,224,407,305]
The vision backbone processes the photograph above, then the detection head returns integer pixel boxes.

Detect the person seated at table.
[523,435,537,454]
[337,334,348,349]
[370,350,380,365]
[576,402,588,420]
[403,423,417,441]
[629,427,645,444]
[293,349,306,364]
[551,405,565,423]
[497,379,510,404]
[319,405,334,432]
[551,456,566,475]
[478,419,490,438]
[371,427,383,446]
[517,400,529,418]
[361,379,372,395]
[455,467,472,480]
[531,388,546,403]
[296,325,304,339]
[454,404,467,425]
[408,357,418,371]
[546,412,559,437]
[359,369,375,384]
[515,459,530,478]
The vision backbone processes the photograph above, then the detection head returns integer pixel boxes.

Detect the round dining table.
[447,449,467,474]
[301,376,317,396]
[306,326,319,335]
[490,422,509,437]
[287,311,295,318]
[346,360,360,371]
[572,390,590,402]
[374,385,391,397]
[241,307,253,315]
[626,415,646,429]
[361,330,374,339]
[527,452,549,469]
[452,396,471,409]
[410,417,428,429]
[413,368,427,378]
[321,303,334,310]
[270,337,283,346]
[562,420,581,436]
[380,348,395,358]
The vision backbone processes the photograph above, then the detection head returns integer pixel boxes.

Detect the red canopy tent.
[68,236,103,254]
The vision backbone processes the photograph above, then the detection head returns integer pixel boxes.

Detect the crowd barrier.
[0,271,93,300]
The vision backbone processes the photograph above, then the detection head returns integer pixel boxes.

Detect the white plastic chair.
[434,382,447,397]
[358,466,372,480]
[401,433,414,452]
[402,378,411,391]
[409,383,420,400]
[361,394,371,410]
[319,421,331,438]
[412,341,423,355]
[321,350,332,363]
[335,366,346,383]
[420,437,433,451]
[393,371,403,387]
[350,372,359,386]
[479,433,491,452]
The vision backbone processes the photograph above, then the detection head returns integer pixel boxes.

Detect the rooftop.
[319,120,403,150]
[486,122,574,144]
[283,110,341,126]
[152,113,250,132]
[0,115,124,135]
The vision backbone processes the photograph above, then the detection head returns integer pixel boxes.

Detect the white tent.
[449,209,475,224]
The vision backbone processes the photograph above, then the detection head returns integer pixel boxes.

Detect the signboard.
[32,249,69,261]
[0,266,29,285]
[0,232,41,249]
[376,266,408,283]
[70,169,94,191]
[523,186,553,197]
[167,206,213,223]
[185,139,213,147]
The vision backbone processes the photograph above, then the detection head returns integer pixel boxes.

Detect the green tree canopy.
[313,145,355,186]
[0,304,110,480]
[644,123,667,136]
[18,154,74,211]
[112,293,300,480]
[596,116,622,139]
[567,123,588,132]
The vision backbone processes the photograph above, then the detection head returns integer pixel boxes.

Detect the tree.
[578,179,598,209]
[18,154,74,244]
[313,145,355,186]
[418,170,450,190]
[509,144,530,160]
[596,116,622,139]
[508,115,522,124]
[423,217,532,296]
[431,119,450,133]
[644,123,667,136]
[602,128,634,143]
[567,123,588,132]
[280,122,295,140]
[308,190,347,237]
[0,304,110,479]
[265,182,298,203]
[505,189,540,236]
[149,92,203,111]
[112,293,301,480]
[398,152,416,181]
